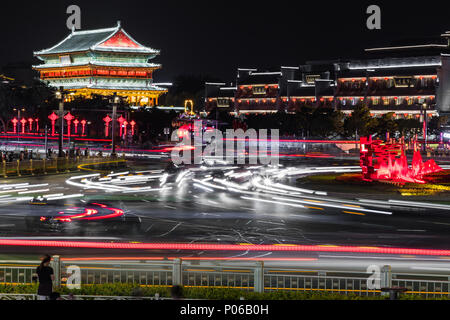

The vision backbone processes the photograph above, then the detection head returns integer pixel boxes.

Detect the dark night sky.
[0,0,449,83]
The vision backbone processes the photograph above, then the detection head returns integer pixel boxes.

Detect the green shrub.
[0,283,447,300]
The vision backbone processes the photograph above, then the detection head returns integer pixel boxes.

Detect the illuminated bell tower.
[33,21,167,106]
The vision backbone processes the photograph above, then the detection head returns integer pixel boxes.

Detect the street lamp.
[111,93,121,157]
[56,87,65,157]
[13,107,25,133]
[422,102,428,153]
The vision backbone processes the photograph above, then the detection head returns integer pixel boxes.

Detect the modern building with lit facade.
[33,21,167,106]
[205,31,450,120]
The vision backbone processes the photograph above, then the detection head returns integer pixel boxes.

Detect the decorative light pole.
[64,112,75,137]
[103,115,112,137]
[117,115,125,138]
[11,118,18,134]
[73,119,79,134]
[20,118,26,134]
[35,118,39,132]
[111,93,121,157]
[130,120,136,136]
[56,87,65,157]
[13,108,25,133]
[28,118,33,132]
[422,102,428,153]
[80,119,87,136]
[48,112,58,136]
[123,120,128,139]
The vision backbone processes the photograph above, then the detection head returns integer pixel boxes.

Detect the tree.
[428,115,449,135]
[344,104,377,137]
[310,108,345,137]
[374,112,398,137]
[395,118,421,138]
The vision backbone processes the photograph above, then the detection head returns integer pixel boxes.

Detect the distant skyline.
[1,0,449,83]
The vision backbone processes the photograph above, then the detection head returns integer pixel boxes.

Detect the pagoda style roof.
[337,66,438,79]
[33,61,161,69]
[288,85,316,97]
[34,21,159,56]
[47,82,168,92]
[238,72,282,86]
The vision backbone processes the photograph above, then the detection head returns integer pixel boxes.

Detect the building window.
[386,79,394,89]
[407,98,413,105]
[351,98,356,106]
[383,98,390,105]
[372,97,379,105]
[395,98,401,106]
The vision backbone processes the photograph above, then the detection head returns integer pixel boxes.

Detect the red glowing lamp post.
[48,112,59,136]
[117,115,125,137]
[130,120,136,136]
[80,120,87,136]
[28,118,33,132]
[73,119,79,134]
[64,112,75,137]
[123,120,128,138]
[35,118,39,132]
[103,115,112,137]
[20,118,26,134]
[11,118,18,134]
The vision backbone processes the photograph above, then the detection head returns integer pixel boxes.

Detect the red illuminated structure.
[117,115,125,137]
[28,118,33,132]
[360,136,443,184]
[73,119,79,134]
[33,22,167,106]
[123,120,128,138]
[11,118,18,134]
[35,118,39,132]
[20,118,26,134]
[64,112,75,137]
[130,120,136,136]
[103,115,112,137]
[48,112,58,136]
[80,119,87,136]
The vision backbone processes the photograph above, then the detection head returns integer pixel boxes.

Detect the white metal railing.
[0,259,449,298]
